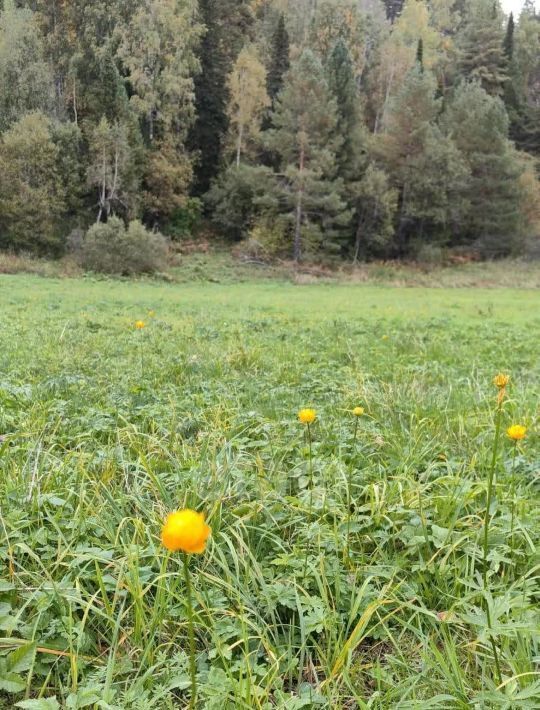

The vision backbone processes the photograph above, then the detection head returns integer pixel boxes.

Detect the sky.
[501,0,526,15]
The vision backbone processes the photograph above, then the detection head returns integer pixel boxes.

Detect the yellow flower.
[161,509,211,554]
[148,310,156,318]
[507,424,526,441]
[493,373,510,389]
[135,320,146,330]
[298,408,316,425]
[352,406,364,417]
[382,335,389,340]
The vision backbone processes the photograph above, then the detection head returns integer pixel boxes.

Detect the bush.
[80,217,168,275]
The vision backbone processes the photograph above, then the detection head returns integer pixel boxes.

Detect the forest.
[0,0,539,263]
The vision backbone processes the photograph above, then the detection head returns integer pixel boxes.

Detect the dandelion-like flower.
[507,424,526,441]
[161,510,211,554]
[135,320,146,330]
[298,408,316,425]
[493,373,510,389]
[352,406,364,417]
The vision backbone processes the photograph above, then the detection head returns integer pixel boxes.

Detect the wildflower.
[493,373,510,389]
[135,320,146,330]
[148,310,156,318]
[298,408,316,425]
[352,406,364,417]
[382,335,389,340]
[161,510,211,554]
[507,424,526,441]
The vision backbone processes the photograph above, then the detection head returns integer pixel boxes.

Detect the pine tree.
[457,0,508,95]
[352,165,398,261]
[266,50,349,261]
[379,66,441,250]
[506,3,540,155]
[266,13,290,104]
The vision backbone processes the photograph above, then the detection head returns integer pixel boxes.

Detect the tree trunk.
[236,122,244,168]
[294,146,305,263]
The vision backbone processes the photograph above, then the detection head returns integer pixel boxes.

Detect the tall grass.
[0,274,538,708]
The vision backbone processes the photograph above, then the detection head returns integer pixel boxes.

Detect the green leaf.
[0,670,26,692]
[16,699,61,710]
[8,642,36,673]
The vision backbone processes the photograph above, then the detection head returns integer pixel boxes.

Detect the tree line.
[0,0,538,262]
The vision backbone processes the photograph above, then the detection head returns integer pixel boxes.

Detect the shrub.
[80,217,168,275]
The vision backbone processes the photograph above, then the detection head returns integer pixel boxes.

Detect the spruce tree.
[190,0,254,196]
[503,12,515,60]
[457,0,508,95]
[267,14,290,104]
[325,38,365,180]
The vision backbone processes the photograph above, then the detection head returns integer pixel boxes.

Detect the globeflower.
[352,406,364,417]
[298,408,316,425]
[493,373,510,389]
[507,424,526,441]
[161,509,211,554]
[135,320,146,330]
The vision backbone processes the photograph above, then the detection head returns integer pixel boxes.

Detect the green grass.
[0,273,539,709]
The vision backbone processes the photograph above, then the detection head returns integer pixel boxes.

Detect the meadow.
[0,273,539,709]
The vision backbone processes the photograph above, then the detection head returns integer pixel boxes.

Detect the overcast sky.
[501,0,526,15]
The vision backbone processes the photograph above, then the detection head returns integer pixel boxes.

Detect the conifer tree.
[457,0,507,95]
[266,50,348,261]
[267,13,290,104]
[503,12,515,60]
[190,0,254,195]
[326,38,365,180]
[443,81,522,254]
[384,0,405,23]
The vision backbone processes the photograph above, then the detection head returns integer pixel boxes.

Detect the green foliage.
[443,81,523,254]
[267,49,349,260]
[0,112,65,254]
[457,0,508,96]
[0,0,54,132]
[165,198,203,240]
[0,273,538,706]
[80,217,168,274]
[0,0,537,260]
[266,13,290,103]
[206,164,274,241]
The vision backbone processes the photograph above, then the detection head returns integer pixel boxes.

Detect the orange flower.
[161,510,211,554]
[493,373,510,389]
[507,424,526,442]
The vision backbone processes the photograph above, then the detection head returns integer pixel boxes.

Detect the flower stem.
[509,442,518,569]
[482,396,503,685]
[302,423,313,584]
[183,554,197,709]
[345,419,359,562]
